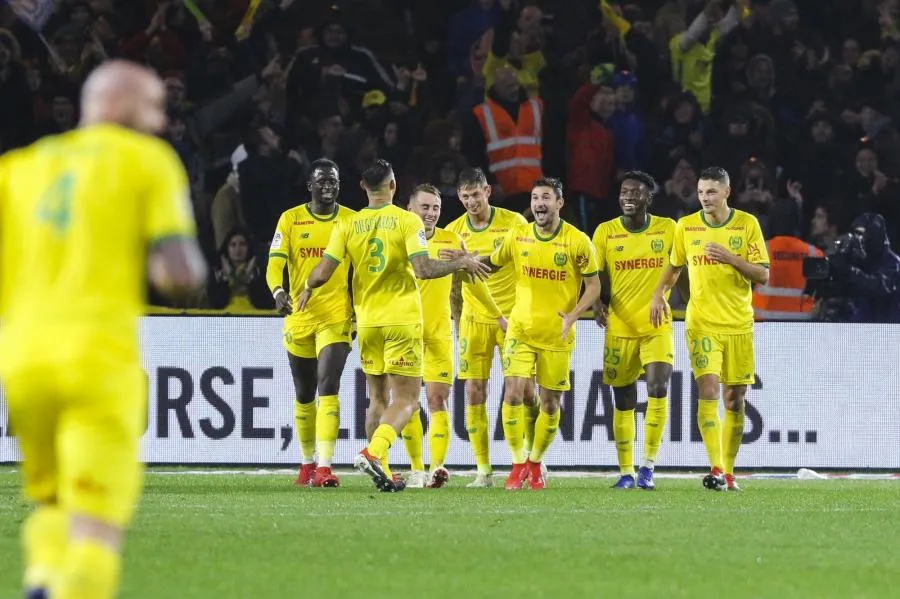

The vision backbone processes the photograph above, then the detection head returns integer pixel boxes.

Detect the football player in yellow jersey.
[651,166,770,492]
[592,172,676,491]
[266,158,355,489]
[451,177,601,490]
[401,184,505,488]
[298,160,489,492]
[446,168,540,488]
[0,60,207,599]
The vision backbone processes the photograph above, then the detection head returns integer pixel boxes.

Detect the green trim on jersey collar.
[620,214,651,234]
[306,203,339,222]
[363,202,392,210]
[533,219,562,241]
[701,208,735,228]
[466,206,495,232]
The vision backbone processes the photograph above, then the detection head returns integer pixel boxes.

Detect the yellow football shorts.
[457,317,504,380]
[283,318,352,358]
[3,360,146,527]
[502,335,572,391]
[423,330,453,385]
[603,332,675,386]
[357,324,424,377]
[685,329,756,386]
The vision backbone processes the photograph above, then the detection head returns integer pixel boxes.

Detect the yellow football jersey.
[593,215,676,337]
[268,203,355,326]
[324,203,427,327]
[490,220,599,351]
[447,206,526,322]
[0,124,197,365]
[670,209,770,333]
[419,227,459,339]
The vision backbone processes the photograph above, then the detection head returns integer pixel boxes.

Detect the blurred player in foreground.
[446,168,537,488]
[650,167,769,491]
[267,158,356,488]
[298,160,489,491]
[592,172,676,490]
[0,60,206,599]
[446,178,601,489]
[403,184,503,488]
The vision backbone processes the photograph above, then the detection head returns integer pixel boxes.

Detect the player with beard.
[445,177,601,489]
[592,172,676,490]
[267,158,356,488]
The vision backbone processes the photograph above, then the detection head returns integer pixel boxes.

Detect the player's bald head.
[80,59,167,134]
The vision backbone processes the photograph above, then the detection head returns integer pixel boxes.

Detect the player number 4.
[36,172,76,232]
[367,238,386,273]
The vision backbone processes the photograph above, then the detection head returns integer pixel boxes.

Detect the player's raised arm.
[703,216,770,285]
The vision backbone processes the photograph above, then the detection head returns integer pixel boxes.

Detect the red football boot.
[293,463,317,487]
[526,459,546,490]
[504,462,529,490]
[312,466,340,488]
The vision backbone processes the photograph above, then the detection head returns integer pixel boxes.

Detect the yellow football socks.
[643,397,668,466]
[722,408,745,474]
[501,403,526,464]
[429,410,450,468]
[401,409,425,471]
[528,408,560,463]
[294,400,317,463]
[22,505,68,591]
[523,402,539,454]
[697,399,724,471]
[55,539,120,599]
[369,423,397,461]
[466,404,491,475]
[316,395,339,468]
[613,408,635,475]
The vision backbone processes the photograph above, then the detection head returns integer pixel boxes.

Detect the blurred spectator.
[657,153,700,220]
[482,0,546,99]
[567,83,616,231]
[0,28,31,151]
[208,227,273,311]
[211,168,246,251]
[447,0,498,80]
[809,201,843,251]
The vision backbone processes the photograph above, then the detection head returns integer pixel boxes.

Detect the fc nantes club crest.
[494,237,503,249]
[729,236,743,250]
[651,239,664,253]
[554,252,567,266]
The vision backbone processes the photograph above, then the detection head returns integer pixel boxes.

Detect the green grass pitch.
[1,469,897,599]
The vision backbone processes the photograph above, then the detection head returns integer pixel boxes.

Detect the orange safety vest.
[473,98,543,196]
[752,236,823,320]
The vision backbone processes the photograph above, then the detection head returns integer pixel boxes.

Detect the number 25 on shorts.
[367,238,385,273]
[604,346,621,366]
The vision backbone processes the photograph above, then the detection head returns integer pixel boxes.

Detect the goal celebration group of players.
[0,59,771,599]
[272,155,770,496]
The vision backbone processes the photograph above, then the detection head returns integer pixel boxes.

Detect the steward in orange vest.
[752,235,823,320]
[464,66,543,199]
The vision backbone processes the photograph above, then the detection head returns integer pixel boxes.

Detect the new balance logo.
[439,371,449,378]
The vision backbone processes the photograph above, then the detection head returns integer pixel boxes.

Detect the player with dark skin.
[276,165,351,441]
[595,178,673,420]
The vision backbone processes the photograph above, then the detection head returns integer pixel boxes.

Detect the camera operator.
[804,213,900,322]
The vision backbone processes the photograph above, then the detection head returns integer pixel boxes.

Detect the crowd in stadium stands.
[1,0,899,316]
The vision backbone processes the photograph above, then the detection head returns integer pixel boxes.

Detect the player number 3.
[367,238,386,273]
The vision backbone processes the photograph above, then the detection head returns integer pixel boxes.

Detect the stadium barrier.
[0,317,895,469]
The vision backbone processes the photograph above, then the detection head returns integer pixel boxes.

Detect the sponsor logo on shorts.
[695,355,709,368]
[651,239,664,253]
[390,355,419,368]
[606,367,617,380]
[459,359,468,372]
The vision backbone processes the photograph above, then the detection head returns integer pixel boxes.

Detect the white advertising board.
[0,318,896,469]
